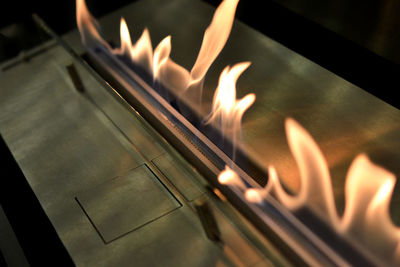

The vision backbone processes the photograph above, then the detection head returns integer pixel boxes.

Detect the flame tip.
[245,189,264,203]
[354,153,370,162]
[267,165,277,174]
[285,117,298,128]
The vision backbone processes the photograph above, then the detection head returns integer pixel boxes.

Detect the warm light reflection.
[233,118,400,264]
[77,0,400,263]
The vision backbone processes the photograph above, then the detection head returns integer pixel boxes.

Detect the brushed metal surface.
[76,164,181,243]
[0,26,271,266]
[69,0,400,218]
[2,0,399,265]
[152,153,204,202]
[0,46,234,266]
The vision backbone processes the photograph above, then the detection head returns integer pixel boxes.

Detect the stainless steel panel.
[2,0,398,264]
[0,29,269,266]
[76,164,181,243]
[72,60,167,162]
[211,204,270,267]
[152,153,204,202]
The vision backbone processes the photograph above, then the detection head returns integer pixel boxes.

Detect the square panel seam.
[75,163,182,244]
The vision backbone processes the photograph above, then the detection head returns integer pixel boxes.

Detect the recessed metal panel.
[77,164,181,243]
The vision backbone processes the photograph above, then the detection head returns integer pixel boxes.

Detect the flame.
[233,118,400,264]
[357,156,400,260]
[218,165,246,190]
[114,18,154,74]
[281,118,400,262]
[113,16,171,79]
[77,0,400,262]
[157,59,191,93]
[130,29,153,73]
[189,0,240,86]
[204,62,255,160]
[205,62,255,140]
[244,188,265,203]
[153,36,172,80]
[285,118,340,224]
[118,18,132,57]
[76,0,108,47]
[77,0,239,94]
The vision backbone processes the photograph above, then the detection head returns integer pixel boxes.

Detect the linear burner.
[28,0,400,265]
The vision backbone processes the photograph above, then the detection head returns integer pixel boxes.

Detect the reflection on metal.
[1,0,399,266]
[73,0,400,265]
[0,4,280,266]
[0,40,272,266]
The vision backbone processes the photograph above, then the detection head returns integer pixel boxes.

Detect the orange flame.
[204,62,255,160]
[130,28,153,73]
[189,0,240,86]
[242,118,400,264]
[77,0,400,262]
[244,188,266,203]
[218,165,246,190]
[114,18,154,74]
[285,118,339,224]
[344,155,400,261]
[153,36,172,81]
[205,62,255,135]
[76,0,108,48]
[77,0,240,98]
[118,18,132,57]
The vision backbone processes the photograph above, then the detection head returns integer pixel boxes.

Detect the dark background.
[0,0,134,62]
[1,0,399,266]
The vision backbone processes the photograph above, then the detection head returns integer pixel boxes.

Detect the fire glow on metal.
[76,0,400,265]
